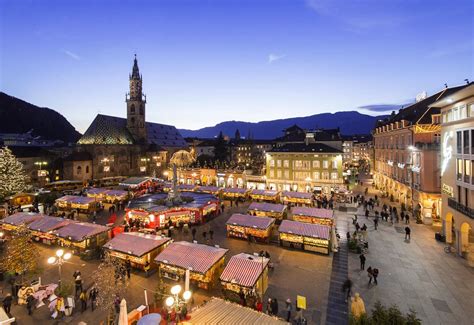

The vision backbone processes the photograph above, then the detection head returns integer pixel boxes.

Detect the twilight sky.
[1,0,472,133]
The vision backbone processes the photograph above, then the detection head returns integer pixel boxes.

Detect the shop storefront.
[55,195,99,214]
[27,216,73,245]
[0,212,45,232]
[280,191,313,206]
[247,202,287,222]
[53,222,110,253]
[291,207,334,227]
[249,190,280,202]
[226,213,275,242]
[222,188,250,200]
[278,220,331,254]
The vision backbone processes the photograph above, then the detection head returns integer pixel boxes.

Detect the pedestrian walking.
[342,278,353,302]
[266,298,273,315]
[79,290,87,312]
[209,229,214,240]
[367,266,373,285]
[255,299,263,312]
[89,287,98,311]
[2,294,12,314]
[26,294,35,315]
[202,231,207,241]
[285,298,292,322]
[191,227,197,241]
[405,226,411,240]
[405,214,410,224]
[365,209,369,218]
[73,270,81,279]
[374,217,378,230]
[125,259,132,279]
[359,253,366,270]
[355,222,360,232]
[75,275,83,297]
[271,298,279,316]
[346,231,351,241]
[372,268,379,285]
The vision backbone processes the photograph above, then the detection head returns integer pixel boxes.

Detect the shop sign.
[411,166,421,173]
[442,183,454,197]
[387,160,394,166]
[297,295,307,310]
[397,163,405,169]
[441,131,453,176]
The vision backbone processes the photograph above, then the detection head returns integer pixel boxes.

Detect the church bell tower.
[126,55,147,143]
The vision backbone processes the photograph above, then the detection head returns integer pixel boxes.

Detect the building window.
[332,160,337,169]
[469,103,474,117]
[464,160,471,183]
[130,104,135,113]
[139,105,144,115]
[269,170,274,177]
[312,160,320,168]
[457,131,462,154]
[323,160,329,169]
[322,171,329,180]
[86,166,89,174]
[77,166,82,175]
[269,159,275,167]
[283,160,289,168]
[463,130,470,154]
[277,170,282,178]
[313,172,320,180]
[457,159,463,180]
[284,170,289,179]
[331,172,338,180]
[277,160,282,167]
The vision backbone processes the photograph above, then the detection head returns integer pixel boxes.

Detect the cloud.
[268,53,286,64]
[358,104,406,113]
[62,49,81,61]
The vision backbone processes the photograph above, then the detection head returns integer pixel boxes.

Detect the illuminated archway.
[445,212,454,243]
[460,222,472,253]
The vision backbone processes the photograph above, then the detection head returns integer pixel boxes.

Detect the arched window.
[86,166,90,174]
[130,104,135,113]
[139,105,144,115]
[131,117,135,124]
[77,166,82,175]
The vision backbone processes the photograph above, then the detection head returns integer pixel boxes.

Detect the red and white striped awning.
[292,207,334,219]
[155,241,228,274]
[220,253,269,288]
[278,220,330,240]
[226,214,275,230]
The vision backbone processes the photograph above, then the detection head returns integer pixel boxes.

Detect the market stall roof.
[184,297,288,325]
[1,212,45,226]
[119,177,151,187]
[53,222,109,241]
[281,191,312,199]
[278,220,330,240]
[178,184,195,191]
[103,232,170,257]
[248,202,286,214]
[56,195,96,205]
[194,186,221,193]
[127,192,218,212]
[104,189,128,197]
[226,214,275,230]
[27,216,73,232]
[155,241,228,274]
[250,189,279,197]
[222,188,249,194]
[292,207,334,219]
[220,253,269,288]
[86,188,109,195]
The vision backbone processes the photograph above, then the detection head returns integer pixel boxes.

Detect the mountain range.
[0,92,81,143]
[179,111,385,139]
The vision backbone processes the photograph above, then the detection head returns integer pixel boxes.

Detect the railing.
[448,197,474,219]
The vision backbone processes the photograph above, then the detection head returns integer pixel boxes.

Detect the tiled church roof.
[78,114,187,148]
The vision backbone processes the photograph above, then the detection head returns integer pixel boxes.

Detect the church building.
[68,56,187,181]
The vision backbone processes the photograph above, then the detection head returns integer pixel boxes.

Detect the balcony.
[448,197,474,219]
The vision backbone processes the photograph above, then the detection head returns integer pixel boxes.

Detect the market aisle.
[325,210,349,325]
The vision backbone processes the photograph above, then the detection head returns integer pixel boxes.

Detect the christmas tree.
[0,146,29,200]
[1,224,38,283]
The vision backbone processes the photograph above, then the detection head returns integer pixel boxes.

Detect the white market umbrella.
[118,298,128,325]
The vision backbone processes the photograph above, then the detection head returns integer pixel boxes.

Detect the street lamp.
[47,249,72,287]
[165,284,192,320]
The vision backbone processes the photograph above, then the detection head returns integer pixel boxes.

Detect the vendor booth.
[86,188,129,203]
[247,202,287,221]
[222,188,249,200]
[184,297,288,325]
[7,193,36,207]
[52,222,110,252]
[119,177,159,197]
[220,253,269,300]
[291,207,334,226]
[194,186,222,196]
[280,191,313,206]
[55,195,98,214]
[249,190,279,202]
[226,214,275,242]
[0,212,45,231]
[154,241,228,290]
[103,232,170,270]
[27,216,73,245]
[278,220,331,254]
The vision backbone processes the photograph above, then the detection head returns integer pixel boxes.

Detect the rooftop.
[269,143,342,154]
[220,253,269,287]
[226,213,275,230]
[278,220,330,239]
[103,232,170,257]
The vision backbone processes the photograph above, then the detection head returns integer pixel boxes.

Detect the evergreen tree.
[0,146,29,200]
[213,131,229,163]
[1,224,38,283]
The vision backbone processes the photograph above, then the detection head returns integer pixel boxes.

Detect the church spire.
[131,54,140,79]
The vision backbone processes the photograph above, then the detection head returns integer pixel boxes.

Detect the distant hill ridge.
[0,92,81,143]
[179,111,385,139]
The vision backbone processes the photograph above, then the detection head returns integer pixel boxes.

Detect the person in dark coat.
[2,294,12,314]
[405,226,411,240]
[271,298,279,316]
[191,228,197,241]
[89,287,98,311]
[26,294,35,315]
[125,259,132,279]
[359,253,366,270]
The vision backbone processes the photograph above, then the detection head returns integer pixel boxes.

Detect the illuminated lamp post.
[47,249,72,288]
[34,161,48,185]
[165,284,192,321]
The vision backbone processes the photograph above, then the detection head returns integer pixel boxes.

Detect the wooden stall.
[103,232,170,270]
[291,207,334,226]
[0,212,45,231]
[278,220,331,254]
[7,193,36,207]
[226,214,275,242]
[119,177,159,197]
[222,188,250,200]
[220,253,269,299]
[52,222,110,252]
[249,190,280,203]
[55,195,98,214]
[154,241,228,290]
[247,202,287,221]
[280,191,313,206]
[27,216,73,245]
[194,186,222,196]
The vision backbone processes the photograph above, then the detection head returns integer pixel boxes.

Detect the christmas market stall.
[119,177,159,197]
[55,195,99,214]
[0,212,45,232]
[220,253,270,302]
[280,191,313,206]
[85,187,109,200]
[226,214,275,242]
[278,220,331,254]
[194,186,222,196]
[249,189,280,203]
[291,207,334,227]
[184,297,288,325]
[7,192,36,208]
[247,202,287,222]
[221,188,250,200]
[27,216,73,245]
[103,232,170,270]
[103,189,129,203]
[154,241,228,290]
[52,222,110,253]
